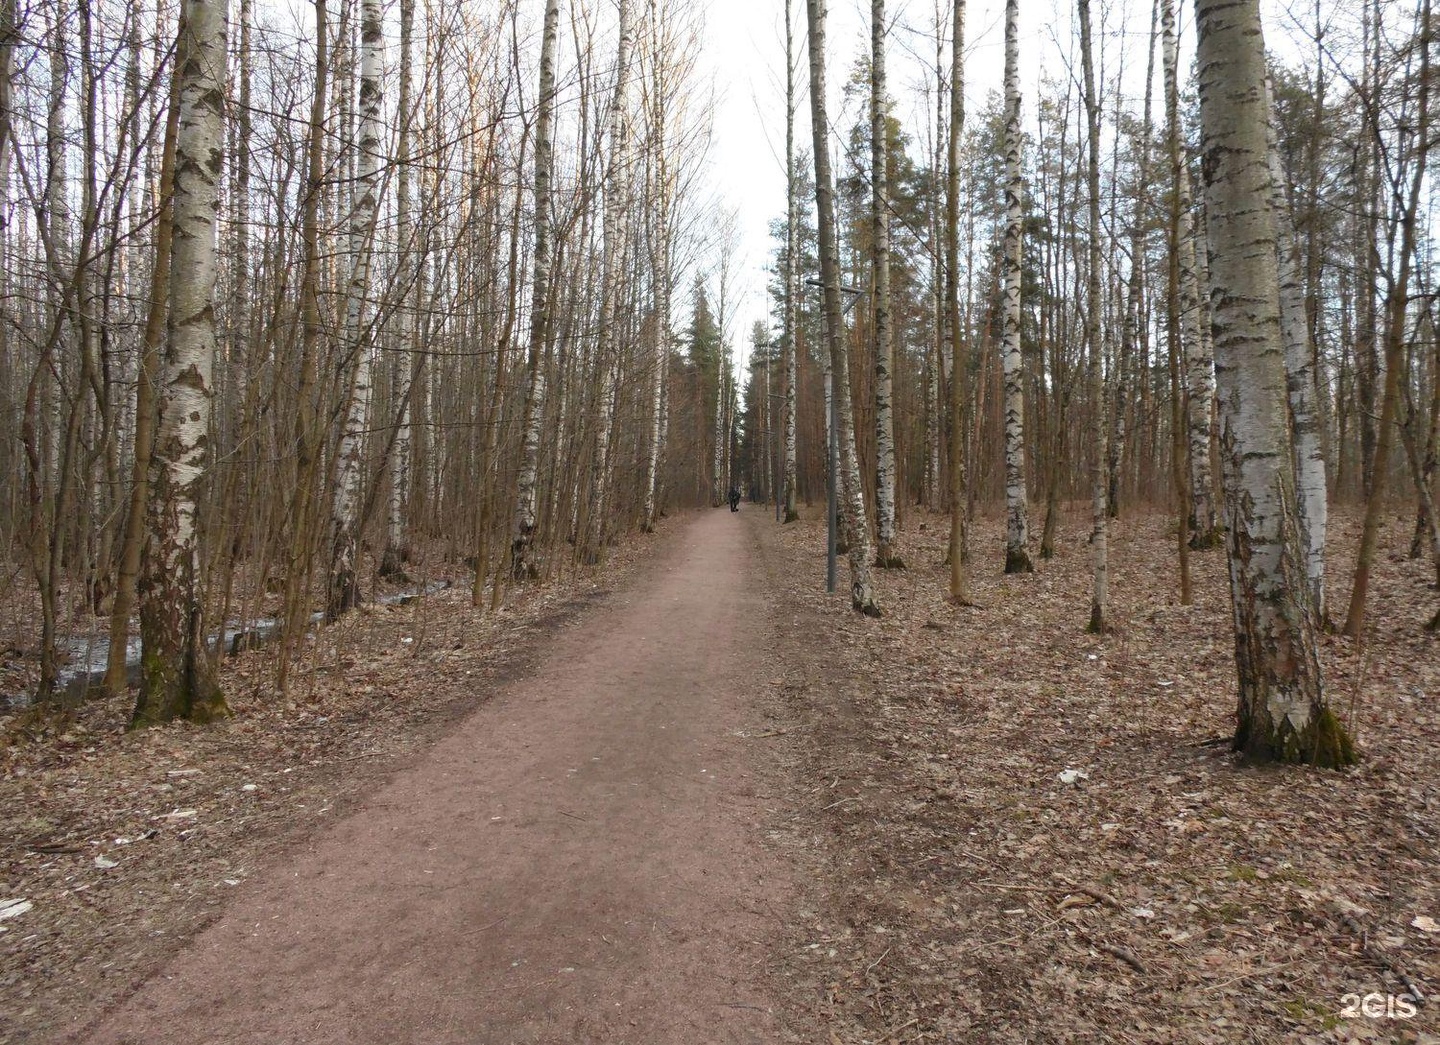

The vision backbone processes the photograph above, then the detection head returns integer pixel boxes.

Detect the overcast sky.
[695,0,1321,376]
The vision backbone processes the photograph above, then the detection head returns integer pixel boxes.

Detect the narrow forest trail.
[77,509,798,1045]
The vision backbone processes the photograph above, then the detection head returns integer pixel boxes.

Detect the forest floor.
[1,502,1438,1044]
[761,503,1439,1044]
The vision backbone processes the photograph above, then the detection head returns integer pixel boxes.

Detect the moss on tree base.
[1004,547,1035,574]
[1233,705,1357,769]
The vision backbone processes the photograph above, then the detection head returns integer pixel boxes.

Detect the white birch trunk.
[641,0,670,534]
[871,0,900,567]
[806,0,879,615]
[1000,0,1032,573]
[1163,0,1219,545]
[135,0,228,725]
[583,0,633,563]
[946,0,969,601]
[1079,0,1109,631]
[512,0,561,580]
[1265,81,1327,623]
[1195,0,1352,766]
[782,0,799,524]
[327,0,383,617]
[383,0,416,577]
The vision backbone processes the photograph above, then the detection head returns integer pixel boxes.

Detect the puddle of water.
[3,581,450,709]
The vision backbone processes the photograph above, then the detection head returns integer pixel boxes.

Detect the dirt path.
[73,510,795,1045]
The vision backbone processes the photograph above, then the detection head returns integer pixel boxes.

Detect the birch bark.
[135,0,228,725]
[512,0,561,580]
[783,0,800,524]
[583,0,632,564]
[1000,0,1032,573]
[641,0,670,534]
[1194,0,1352,766]
[806,0,880,615]
[1162,0,1219,546]
[870,0,901,567]
[1265,81,1328,624]
[327,0,384,618]
[1079,0,1109,632]
[946,0,969,602]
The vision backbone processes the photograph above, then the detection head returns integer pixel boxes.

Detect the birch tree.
[806,0,879,616]
[946,0,969,603]
[1079,0,1108,632]
[1000,0,1033,574]
[782,0,800,525]
[870,0,901,568]
[512,0,561,580]
[382,0,418,579]
[641,0,671,534]
[134,0,228,726]
[582,0,632,564]
[1266,79,1327,623]
[1194,0,1353,766]
[1162,0,1219,547]
[327,0,384,617]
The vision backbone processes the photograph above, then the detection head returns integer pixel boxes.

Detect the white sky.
[702,0,1163,374]
[696,0,1313,376]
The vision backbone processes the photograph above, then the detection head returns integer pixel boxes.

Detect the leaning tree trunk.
[946,0,969,602]
[783,0,800,524]
[1000,0,1032,574]
[1079,0,1109,632]
[1194,0,1353,767]
[512,0,561,580]
[1163,0,1219,547]
[870,0,901,567]
[327,0,384,619]
[133,0,229,727]
[806,0,879,616]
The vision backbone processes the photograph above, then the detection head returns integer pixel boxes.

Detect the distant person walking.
[728,486,741,512]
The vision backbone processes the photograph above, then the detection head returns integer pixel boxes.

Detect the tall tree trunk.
[1000,0,1032,574]
[641,0,670,534]
[1112,0,1158,518]
[806,0,879,616]
[382,0,416,579]
[946,0,969,602]
[326,0,383,619]
[511,0,561,580]
[134,0,229,726]
[583,0,632,564]
[783,0,800,524]
[1266,79,1328,624]
[870,0,901,567]
[106,22,184,697]
[1194,0,1352,766]
[1079,0,1109,632]
[1343,0,1431,639]
[1163,0,1219,547]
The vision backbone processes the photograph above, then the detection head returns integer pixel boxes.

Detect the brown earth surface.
[4,503,1440,1044]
